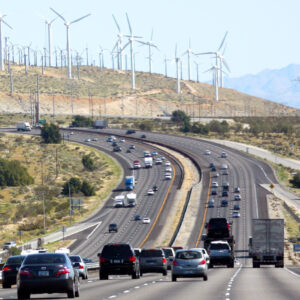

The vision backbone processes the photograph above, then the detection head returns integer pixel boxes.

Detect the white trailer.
[17,122,31,131]
[126,193,137,207]
[113,195,125,207]
[144,157,153,168]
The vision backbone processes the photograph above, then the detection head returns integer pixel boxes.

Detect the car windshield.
[176,251,202,259]
[210,244,229,250]
[6,256,25,264]
[69,256,81,262]
[24,254,66,264]
[162,249,174,257]
[141,250,163,257]
[101,245,132,258]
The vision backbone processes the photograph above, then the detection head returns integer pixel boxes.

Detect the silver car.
[139,248,167,276]
[162,247,175,270]
[171,249,208,281]
[69,255,88,280]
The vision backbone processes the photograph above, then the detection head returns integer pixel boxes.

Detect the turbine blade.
[203,67,214,73]
[50,7,66,22]
[126,13,132,35]
[2,20,12,30]
[133,35,143,39]
[112,14,121,32]
[150,28,154,41]
[137,40,147,46]
[50,16,57,24]
[112,41,118,52]
[181,50,188,57]
[195,51,215,55]
[222,59,231,72]
[121,41,130,52]
[218,31,228,51]
[189,38,191,49]
[71,13,91,24]
[222,44,227,55]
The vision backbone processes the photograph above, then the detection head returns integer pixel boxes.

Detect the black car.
[222,191,229,197]
[126,129,136,134]
[221,199,228,207]
[98,243,140,280]
[206,218,231,238]
[141,134,147,138]
[211,166,217,172]
[139,249,167,276]
[153,185,159,191]
[134,215,142,221]
[109,223,118,233]
[113,146,121,152]
[17,253,79,299]
[211,190,217,195]
[2,255,26,288]
[112,141,118,146]
[209,162,215,168]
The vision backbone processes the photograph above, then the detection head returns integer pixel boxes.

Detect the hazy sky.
[1,0,299,81]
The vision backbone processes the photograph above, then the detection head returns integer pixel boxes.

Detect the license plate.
[38,271,49,277]
[184,270,193,274]
[114,259,121,263]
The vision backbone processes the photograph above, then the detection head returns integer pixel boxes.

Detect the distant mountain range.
[224,64,300,108]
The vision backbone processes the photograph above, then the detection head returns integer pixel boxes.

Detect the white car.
[147,189,154,195]
[234,194,241,201]
[221,164,228,170]
[165,173,172,180]
[165,167,172,172]
[211,182,219,188]
[165,161,171,166]
[143,217,151,224]
[85,138,91,142]
[155,158,163,165]
[232,211,240,218]
[70,132,74,135]
[120,138,125,143]
[205,150,211,155]
[221,152,227,158]
[92,137,98,141]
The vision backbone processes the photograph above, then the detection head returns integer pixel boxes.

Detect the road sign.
[62,226,67,233]
[293,244,300,252]
[270,184,274,189]
[38,120,46,124]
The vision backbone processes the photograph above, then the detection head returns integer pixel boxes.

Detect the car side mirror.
[97,253,101,257]
[205,223,208,229]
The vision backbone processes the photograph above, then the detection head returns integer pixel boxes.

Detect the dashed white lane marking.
[224,264,243,300]
[108,296,116,299]
[284,267,300,278]
[123,290,130,293]
[134,286,140,289]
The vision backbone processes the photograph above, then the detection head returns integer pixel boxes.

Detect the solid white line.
[123,290,130,293]
[108,296,116,299]
[284,267,300,278]
[87,221,102,239]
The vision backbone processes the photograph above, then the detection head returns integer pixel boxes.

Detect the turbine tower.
[172,45,181,94]
[50,8,91,79]
[181,39,196,81]
[41,15,56,66]
[122,13,143,90]
[112,14,123,70]
[0,14,12,71]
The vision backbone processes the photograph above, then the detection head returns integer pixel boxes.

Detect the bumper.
[210,257,233,265]
[101,265,135,275]
[140,266,166,273]
[172,267,206,277]
[2,273,17,285]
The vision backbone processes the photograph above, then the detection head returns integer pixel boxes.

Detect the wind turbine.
[41,15,56,66]
[50,7,91,79]
[196,31,229,88]
[139,29,158,74]
[171,45,181,94]
[0,14,12,71]
[121,13,143,90]
[181,39,196,81]
[112,14,123,70]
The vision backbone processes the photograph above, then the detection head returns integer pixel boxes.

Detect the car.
[17,253,80,299]
[140,249,167,276]
[160,156,166,161]
[70,131,74,135]
[211,190,217,196]
[222,191,229,197]
[208,199,215,208]
[234,187,240,193]
[92,137,98,141]
[213,172,219,178]
[211,166,217,172]
[153,185,159,191]
[172,249,208,282]
[165,167,172,172]
[221,152,227,158]
[119,138,125,143]
[108,223,118,233]
[82,258,94,264]
[208,241,234,268]
[223,182,230,190]
[209,162,215,168]
[155,158,162,165]
[126,149,131,153]
[221,199,228,207]
[3,241,16,250]
[206,218,231,238]
[134,248,141,258]
[162,247,175,270]
[233,204,240,210]
[134,215,142,221]
[223,170,229,175]
[112,141,118,146]
[190,248,210,265]
[152,151,158,156]
[143,217,151,224]
[171,246,184,253]
[165,161,171,166]
[221,164,228,170]
[141,134,147,138]
[113,146,121,152]
[126,129,136,134]
[69,255,88,280]
[2,255,26,288]
[111,136,116,140]
[98,243,140,280]
[205,150,211,155]
[165,173,172,180]
[211,181,219,188]
[232,211,240,218]
[129,144,136,149]
[106,137,113,142]
[147,189,154,195]
[85,138,91,142]
[234,194,241,201]
[133,160,141,169]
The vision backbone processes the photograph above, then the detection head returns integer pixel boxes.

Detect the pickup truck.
[207,241,234,268]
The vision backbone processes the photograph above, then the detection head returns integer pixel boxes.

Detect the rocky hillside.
[0,64,299,117]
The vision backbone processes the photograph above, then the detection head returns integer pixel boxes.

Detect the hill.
[224,64,300,109]
[0,64,299,117]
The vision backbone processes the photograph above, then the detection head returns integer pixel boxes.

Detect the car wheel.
[203,274,208,281]
[228,262,234,268]
[75,284,80,298]
[85,273,89,280]
[2,283,11,288]
[67,283,75,298]
[172,275,177,282]
[100,272,108,280]
[17,289,30,299]
[140,272,143,277]
[162,270,167,276]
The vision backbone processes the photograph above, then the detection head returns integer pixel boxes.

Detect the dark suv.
[98,243,140,280]
[2,255,26,288]
[108,223,118,233]
[206,218,230,238]
[139,249,167,276]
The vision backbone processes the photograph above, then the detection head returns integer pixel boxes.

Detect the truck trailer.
[94,120,108,129]
[17,122,31,131]
[144,157,153,168]
[251,219,284,268]
[126,193,137,207]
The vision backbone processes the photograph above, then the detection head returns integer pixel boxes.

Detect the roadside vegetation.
[0,133,121,246]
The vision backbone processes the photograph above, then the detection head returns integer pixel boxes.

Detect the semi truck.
[126,193,137,207]
[144,157,153,168]
[94,120,108,129]
[113,195,125,207]
[251,219,284,268]
[125,176,135,190]
[17,122,31,131]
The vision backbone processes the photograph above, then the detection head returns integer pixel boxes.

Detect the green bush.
[41,123,62,144]
[62,177,82,195]
[290,173,300,188]
[82,154,96,171]
[71,115,94,127]
[8,246,21,256]
[81,180,96,196]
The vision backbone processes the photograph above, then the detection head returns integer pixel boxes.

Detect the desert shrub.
[41,123,62,144]
[62,177,81,195]
[81,180,96,196]
[82,154,96,171]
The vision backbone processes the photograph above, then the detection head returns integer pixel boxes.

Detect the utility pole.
[9,69,13,95]
[52,92,56,123]
[36,74,40,124]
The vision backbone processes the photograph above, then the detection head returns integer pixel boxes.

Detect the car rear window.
[176,251,202,259]
[24,254,66,264]
[140,250,163,257]
[69,256,81,263]
[101,245,133,258]
[162,249,174,257]
[209,218,227,228]
[6,256,25,264]
[210,244,229,250]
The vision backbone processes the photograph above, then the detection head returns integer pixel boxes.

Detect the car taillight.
[3,266,12,271]
[100,257,105,263]
[199,259,206,265]
[19,269,31,276]
[129,256,136,262]
[227,224,230,229]
[79,263,84,269]
[162,258,167,264]
[172,260,178,266]
[56,267,71,275]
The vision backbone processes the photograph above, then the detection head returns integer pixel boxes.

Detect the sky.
[1,0,300,82]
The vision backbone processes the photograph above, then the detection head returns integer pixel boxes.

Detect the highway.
[1,127,300,299]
